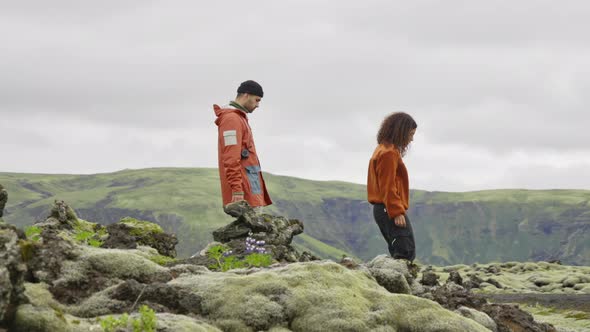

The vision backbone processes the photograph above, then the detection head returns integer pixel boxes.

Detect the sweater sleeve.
[376,149,405,219]
[218,115,243,194]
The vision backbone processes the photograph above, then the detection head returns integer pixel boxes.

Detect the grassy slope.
[0,168,359,259]
[1,168,589,265]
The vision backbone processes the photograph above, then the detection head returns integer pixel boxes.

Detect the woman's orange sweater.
[367,144,409,219]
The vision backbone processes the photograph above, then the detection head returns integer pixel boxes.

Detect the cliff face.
[1,170,589,265]
[286,194,590,266]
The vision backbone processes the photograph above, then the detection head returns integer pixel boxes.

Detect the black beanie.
[237,80,264,97]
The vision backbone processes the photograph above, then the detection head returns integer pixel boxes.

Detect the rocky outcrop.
[365,255,415,294]
[211,201,315,263]
[103,217,178,257]
[413,268,557,332]
[0,184,7,219]
[0,223,27,327]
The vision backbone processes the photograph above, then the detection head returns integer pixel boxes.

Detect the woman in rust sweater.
[367,112,417,261]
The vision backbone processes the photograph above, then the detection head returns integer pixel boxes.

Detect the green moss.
[565,311,590,320]
[24,283,62,309]
[83,247,170,282]
[433,262,590,295]
[522,304,590,331]
[73,219,98,233]
[170,261,488,332]
[149,254,176,266]
[70,219,106,247]
[12,305,70,332]
[24,226,42,242]
[135,305,157,332]
[120,217,163,236]
[18,239,37,262]
[97,227,108,238]
[74,230,94,242]
[100,313,129,332]
[50,304,66,323]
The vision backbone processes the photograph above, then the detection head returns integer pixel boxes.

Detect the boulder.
[71,279,203,317]
[448,271,463,286]
[0,223,27,326]
[103,217,178,258]
[421,270,440,287]
[212,202,306,262]
[431,282,487,311]
[455,306,497,332]
[482,303,557,332]
[366,255,414,294]
[0,184,7,218]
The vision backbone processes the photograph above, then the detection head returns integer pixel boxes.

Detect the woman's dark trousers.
[373,203,416,261]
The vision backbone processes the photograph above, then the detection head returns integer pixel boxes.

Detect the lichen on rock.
[169,261,489,332]
[0,223,28,327]
[210,201,315,264]
[103,216,178,258]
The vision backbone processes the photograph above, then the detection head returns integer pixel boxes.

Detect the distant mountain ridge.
[1,168,589,265]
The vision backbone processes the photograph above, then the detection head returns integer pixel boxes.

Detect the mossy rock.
[11,304,223,332]
[108,217,178,257]
[18,239,38,263]
[11,304,91,332]
[119,217,163,236]
[24,282,64,309]
[0,184,6,218]
[170,261,489,332]
[72,246,172,283]
[155,313,222,332]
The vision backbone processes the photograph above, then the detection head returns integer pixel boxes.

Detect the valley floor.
[485,293,590,313]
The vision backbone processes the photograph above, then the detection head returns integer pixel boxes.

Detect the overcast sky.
[1,1,589,191]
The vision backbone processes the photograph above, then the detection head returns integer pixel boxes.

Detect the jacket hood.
[214,104,246,126]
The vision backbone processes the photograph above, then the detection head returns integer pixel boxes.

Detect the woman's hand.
[394,214,406,228]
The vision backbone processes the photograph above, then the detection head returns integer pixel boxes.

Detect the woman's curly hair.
[377,112,417,156]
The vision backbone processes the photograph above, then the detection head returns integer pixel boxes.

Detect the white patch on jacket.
[223,130,237,146]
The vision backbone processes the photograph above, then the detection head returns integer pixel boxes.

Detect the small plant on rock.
[73,229,104,247]
[24,225,42,242]
[133,305,157,332]
[149,254,176,266]
[207,244,246,271]
[100,313,128,332]
[206,237,273,271]
[244,236,272,268]
[99,305,157,332]
[71,220,106,248]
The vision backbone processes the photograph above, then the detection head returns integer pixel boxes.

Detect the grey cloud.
[2,1,590,190]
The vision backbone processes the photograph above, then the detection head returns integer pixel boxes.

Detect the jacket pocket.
[245,165,262,195]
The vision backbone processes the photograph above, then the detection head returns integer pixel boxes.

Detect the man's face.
[244,94,262,112]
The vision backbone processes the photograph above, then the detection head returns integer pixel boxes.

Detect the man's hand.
[231,193,244,203]
[394,215,406,228]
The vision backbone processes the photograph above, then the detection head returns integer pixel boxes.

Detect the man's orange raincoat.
[214,104,272,207]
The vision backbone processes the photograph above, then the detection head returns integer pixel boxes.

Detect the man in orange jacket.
[214,80,272,212]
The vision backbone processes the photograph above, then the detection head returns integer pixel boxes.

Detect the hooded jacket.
[214,104,272,207]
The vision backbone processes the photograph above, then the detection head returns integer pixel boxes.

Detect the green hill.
[1,168,589,265]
